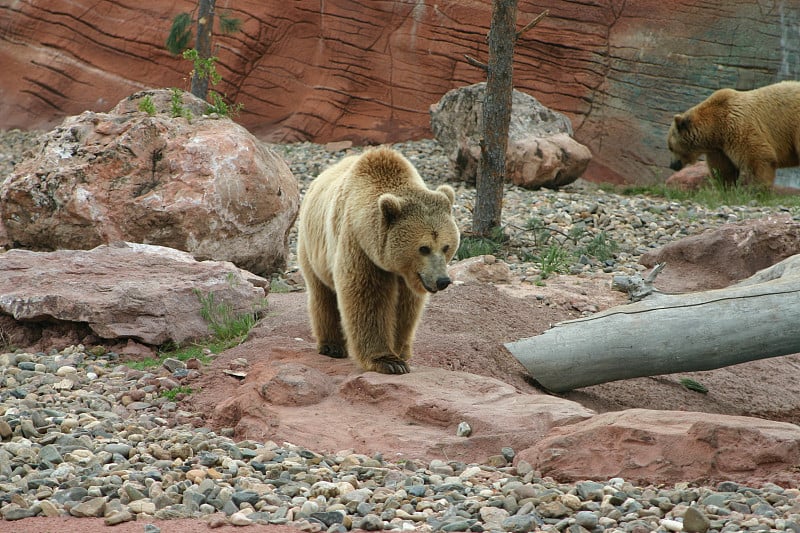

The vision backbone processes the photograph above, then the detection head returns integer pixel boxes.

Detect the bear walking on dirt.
[667,81,800,187]
[297,147,460,374]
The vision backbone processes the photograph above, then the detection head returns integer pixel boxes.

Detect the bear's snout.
[669,159,684,171]
[436,276,451,291]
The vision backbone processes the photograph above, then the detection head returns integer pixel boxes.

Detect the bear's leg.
[737,140,778,187]
[305,272,347,358]
[336,262,409,374]
[745,159,777,188]
[706,151,739,185]
[394,282,428,361]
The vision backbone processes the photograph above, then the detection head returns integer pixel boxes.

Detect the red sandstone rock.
[515,409,800,486]
[0,90,299,276]
[0,242,268,347]
[639,215,800,293]
[185,280,800,486]
[1,1,795,185]
[665,162,710,191]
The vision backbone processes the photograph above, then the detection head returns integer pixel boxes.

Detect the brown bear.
[296,147,460,375]
[667,81,800,187]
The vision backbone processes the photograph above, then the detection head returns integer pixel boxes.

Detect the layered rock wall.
[1,0,798,184]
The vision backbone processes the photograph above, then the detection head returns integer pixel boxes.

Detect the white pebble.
[660,518,684,531]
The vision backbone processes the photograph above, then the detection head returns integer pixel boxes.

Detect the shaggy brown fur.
[668,81,800,187]
[296,147,460,374]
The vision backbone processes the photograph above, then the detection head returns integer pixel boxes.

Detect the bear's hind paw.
[371,356,410,375]
[319,343,347,358]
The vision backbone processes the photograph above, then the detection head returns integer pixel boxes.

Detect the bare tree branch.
[516,9,548,40]
[464,54,488,71]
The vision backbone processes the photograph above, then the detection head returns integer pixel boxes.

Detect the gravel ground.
[3,131,800,532]
[266,139,798,285]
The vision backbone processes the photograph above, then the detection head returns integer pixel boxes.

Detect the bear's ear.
[436,184,456,205]
[379,193,404,225]
[673,113,691,132]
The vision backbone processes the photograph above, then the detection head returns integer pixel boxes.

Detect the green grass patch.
[614,174,800,211]
[680,378,708,394]
[455,227,506,261]
[578,231,619,262]
[124,290,265,371]
[537,244,572,279]
[160,386,194,401]
[195,289,261,341]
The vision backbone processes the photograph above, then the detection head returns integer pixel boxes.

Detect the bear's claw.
[373,356,410,375]
[319,344,347,358]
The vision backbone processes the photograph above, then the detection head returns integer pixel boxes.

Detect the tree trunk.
[191,0,216,100]
[505,254,800,393]
[473,0,517,237]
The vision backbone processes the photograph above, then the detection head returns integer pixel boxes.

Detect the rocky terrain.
[3,129,800,533]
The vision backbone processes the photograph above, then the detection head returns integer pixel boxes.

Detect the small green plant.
[269,277,292,294]
[206,90,243,117]
[580,232,619,262]
[138,95,157,116]
[538,243,571,278]
[455,227,506,260]
[455,236,501,260]
[161,386,194,401]
[524,216,554,247]
[680,377,708,394]
[182,48,222,86]
[170,88,193,120]
[194,289,260,342]
[179,49,243,118]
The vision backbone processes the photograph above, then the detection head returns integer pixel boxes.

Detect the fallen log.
[505,254,800,393]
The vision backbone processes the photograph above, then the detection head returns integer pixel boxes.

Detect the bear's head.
[667,113,704,171]
[378,185,460,295]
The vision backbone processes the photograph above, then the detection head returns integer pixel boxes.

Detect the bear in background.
[667,81,800,187]
[296,147,460,375]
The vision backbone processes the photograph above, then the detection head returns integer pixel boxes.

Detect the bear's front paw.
[372,356,410,375]
[319,343,347,358]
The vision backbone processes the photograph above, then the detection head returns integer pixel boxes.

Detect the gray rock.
[69,496,106,517]
[683,506,712,533]
[502,513,542,532]
[310,510,345,526]
[574,510,599,529]
[38,444,64,466]
[0,419,12,440]
[1,505,38,521]
[105,443,132,458]
[357,513,384,531]
[430,82,591,189]
[231,489,260,508]
[576,481,605,501]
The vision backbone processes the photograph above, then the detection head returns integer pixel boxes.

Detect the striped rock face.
[1,1,796,187]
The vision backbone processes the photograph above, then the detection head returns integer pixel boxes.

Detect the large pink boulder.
[0,90,299,276]
[516,409,800,486]
[204,338,595,464]
[0,242,268,347]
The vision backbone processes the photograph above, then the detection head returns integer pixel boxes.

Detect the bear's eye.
[442,245,450,254]
[419,246,431,256]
